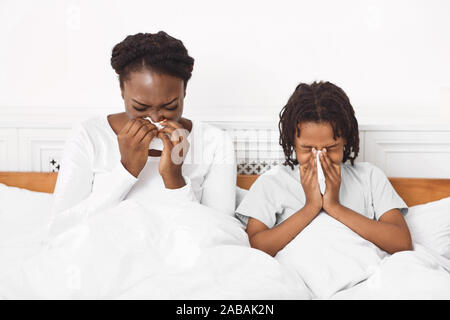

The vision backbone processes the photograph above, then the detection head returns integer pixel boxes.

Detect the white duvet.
[331,243,450,299]
[0,199,310,299]
[1,187,450,300]
[275,211,450,299]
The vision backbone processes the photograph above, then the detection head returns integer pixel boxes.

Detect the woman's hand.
[157,119,190,189]
[299,151,323,213]
[118,118,158,178]
[319,149,342,212]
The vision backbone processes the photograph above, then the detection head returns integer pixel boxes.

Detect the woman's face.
[294,121,346,166]
[121,69,185,122]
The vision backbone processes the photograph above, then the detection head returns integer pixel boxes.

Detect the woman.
[50,31,236,236]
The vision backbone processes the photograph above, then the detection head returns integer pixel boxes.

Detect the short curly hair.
[110,31,194,89]
[279,81,359,169]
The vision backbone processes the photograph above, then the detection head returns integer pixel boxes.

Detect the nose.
[147,111,164,123]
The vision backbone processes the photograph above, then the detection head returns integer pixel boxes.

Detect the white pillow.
[0,183,54,245]
[405,197,450,259]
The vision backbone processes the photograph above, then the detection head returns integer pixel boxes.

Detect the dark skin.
[107,69,192,189]
[246,121,413,257]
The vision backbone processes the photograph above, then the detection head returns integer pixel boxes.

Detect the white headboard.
[1,117,450,178]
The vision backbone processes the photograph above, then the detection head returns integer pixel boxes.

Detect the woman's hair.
[110,31,194,89]
[278,81,359,169]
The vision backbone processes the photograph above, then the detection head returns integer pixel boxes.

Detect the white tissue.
[144,117,165,151]
[316,150,326,195]
[145,117,165,130]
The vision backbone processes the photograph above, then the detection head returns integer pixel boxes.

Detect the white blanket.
[1,191,450,299]
[275,211,450,299]
[331,243,450,299]
[275,211,388,299]
[0,199,310,299]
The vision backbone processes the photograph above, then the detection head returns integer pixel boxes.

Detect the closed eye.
[165,105,178,111]
[325,144,339,151]
[133,106,148,112]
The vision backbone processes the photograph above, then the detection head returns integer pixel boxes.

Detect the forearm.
[326,204,412,254]
[249,204,320,257]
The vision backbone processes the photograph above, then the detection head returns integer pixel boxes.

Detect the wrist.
[324,202,341,217]
[162,171,186,189]
[121,159,139,178]
[304,201,322,215]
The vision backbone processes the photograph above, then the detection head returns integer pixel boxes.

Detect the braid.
[279,81,359,169]
[111,31,194,89]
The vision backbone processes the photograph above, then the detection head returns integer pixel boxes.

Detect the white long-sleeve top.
[49,114,236,236]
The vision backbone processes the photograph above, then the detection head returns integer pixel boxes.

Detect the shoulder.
[75,114,115,142]
[342,161,381,174]
[251,164,298,190]
[79,114,110,135]
[66,114,114,151]
[342,161,388,182]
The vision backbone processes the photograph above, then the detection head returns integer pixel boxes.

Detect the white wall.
[1,0,450,124]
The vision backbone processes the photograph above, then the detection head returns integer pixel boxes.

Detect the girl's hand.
[319,149,342,212]
[299,150,323,213]
[157,119,190,189]
[118,118,158,178]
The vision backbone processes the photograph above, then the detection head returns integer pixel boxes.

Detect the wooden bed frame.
[1,172,450,207]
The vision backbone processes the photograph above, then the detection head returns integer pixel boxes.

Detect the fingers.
[137,125,158,143]
[125,119,147,137]
[128,119,145,136]
[307,151,317,182]
[119,119,135,134]
[300,156,310,177]
[158,131,173,151]
[132,120,156,140]
[140,130,158,149]
[300,151,316,181]
[158,126,175,138]
[320,150,339,181]
[160,119,183,130]
[159,126,189,145]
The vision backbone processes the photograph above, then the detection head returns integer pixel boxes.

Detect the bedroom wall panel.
[0,128,18,171]
[17,129,71,172]
[365,130,450,179]
[0,120,448,178]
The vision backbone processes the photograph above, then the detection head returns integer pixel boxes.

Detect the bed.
[1,172,450,206]
[1,172,450,299]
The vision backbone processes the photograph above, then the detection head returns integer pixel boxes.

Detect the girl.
[236,81,412,257]
[50,31,236,236]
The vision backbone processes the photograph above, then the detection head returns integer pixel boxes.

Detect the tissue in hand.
[316,150,326,195]
[144,117,165,151]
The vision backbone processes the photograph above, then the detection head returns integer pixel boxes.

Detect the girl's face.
[294,121,346,166]
[121,69,185,122]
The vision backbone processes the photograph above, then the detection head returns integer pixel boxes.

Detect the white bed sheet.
[1,185,450,299]
[0,197,310,299]
[331,243,450,299]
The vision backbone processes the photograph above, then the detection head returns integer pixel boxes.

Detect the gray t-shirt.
[235,162,408,228]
